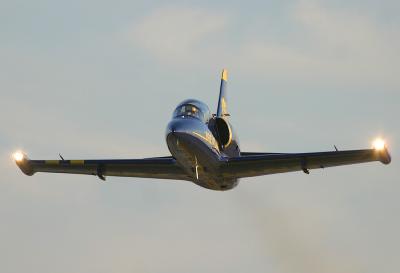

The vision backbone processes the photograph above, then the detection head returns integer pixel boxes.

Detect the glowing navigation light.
[13,151,25,162]
[373,138,386,151]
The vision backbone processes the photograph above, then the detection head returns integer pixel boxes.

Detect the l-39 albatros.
[14,70,391,191]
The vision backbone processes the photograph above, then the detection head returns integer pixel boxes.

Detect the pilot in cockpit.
[173,99,212,123]
[174,104,204,121]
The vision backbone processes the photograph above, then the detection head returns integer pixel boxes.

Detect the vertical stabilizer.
[216,69,229,117]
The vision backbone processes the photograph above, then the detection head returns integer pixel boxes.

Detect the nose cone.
[166,118,199,137]
[166,118,198,153]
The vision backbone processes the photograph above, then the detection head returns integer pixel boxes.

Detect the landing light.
[13,151,25,162]
[373,138,386,151]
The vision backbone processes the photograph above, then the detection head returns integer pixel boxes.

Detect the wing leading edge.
[14,148,391,182]
[223,148,391,178]
[15,155,190,181]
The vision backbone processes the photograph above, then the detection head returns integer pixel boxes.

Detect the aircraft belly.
[166,132,238,191]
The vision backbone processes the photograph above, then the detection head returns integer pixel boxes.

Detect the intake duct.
[213,117,232,147]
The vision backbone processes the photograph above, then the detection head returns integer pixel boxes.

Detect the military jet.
[14,69,391,191]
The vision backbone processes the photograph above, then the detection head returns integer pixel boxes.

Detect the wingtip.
[371,138,391,165]
[381,148,392,165]
[13,151,34,176]
[377,147,392,165]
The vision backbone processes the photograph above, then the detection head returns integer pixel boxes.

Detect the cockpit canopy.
[173,99,211,122]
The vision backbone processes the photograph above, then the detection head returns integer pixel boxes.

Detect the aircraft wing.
[223,148,391,178]
[15,155,190,181]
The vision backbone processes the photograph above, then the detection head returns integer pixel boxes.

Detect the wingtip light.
[12,151,25,162]
[373,138,386,151]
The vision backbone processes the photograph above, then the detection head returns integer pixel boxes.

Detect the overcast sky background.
[1,1,399,272]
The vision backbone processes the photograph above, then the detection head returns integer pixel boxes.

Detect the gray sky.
[1,1,399,272]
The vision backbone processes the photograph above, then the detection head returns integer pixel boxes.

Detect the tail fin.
[216,69,229,117]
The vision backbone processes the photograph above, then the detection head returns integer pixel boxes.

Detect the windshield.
[173,104,205,121]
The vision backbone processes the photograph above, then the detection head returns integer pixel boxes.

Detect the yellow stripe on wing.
[70,160,85,165]
[44,160,85,165]
[45,160,60,165]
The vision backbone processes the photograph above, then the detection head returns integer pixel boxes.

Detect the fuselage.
[165,99,240,190]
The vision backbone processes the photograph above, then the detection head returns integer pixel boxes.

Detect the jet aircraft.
[14,69,391,191]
